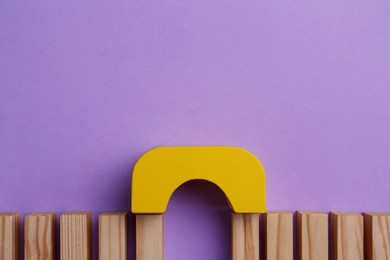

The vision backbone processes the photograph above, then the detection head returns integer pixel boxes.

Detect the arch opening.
[165,180,231,260]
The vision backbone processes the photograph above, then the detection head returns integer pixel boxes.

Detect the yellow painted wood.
[25,212,56,260]
[264,211,293,260]
[0,212,20,260]
[60,212,92,260]
[331,212,363,260]
[136,214,163,260]
[297,211,328,260]
[99,212,128,260]
[132,146,266,213]
[364,212,390,260]
[232,213,259,260]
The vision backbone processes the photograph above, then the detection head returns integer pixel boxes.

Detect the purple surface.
[1,0,390,259]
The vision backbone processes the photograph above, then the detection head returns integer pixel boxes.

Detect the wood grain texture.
[136,214,163,260]
[0,212,20,260]
[232,213,260,260]
[331,212,363,260]
[25,212,56,260]
[60,212,92,260]
[99,212,128,260]
[297,211,328,260]
[264,211,293,260]
[364,212,390,260]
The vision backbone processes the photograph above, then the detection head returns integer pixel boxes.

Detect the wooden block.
[331,212,363,260]
[25,212,56,260]
[232,213,260,260]
[136,214,163,260]
[297,211,328,260]
[264,211,293,260]
[99,212,128,260]
[0,212,20,260]
[364,212,390,260]
[60,212,92,260]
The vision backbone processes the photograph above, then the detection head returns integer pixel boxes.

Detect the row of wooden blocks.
[0,211,389,260]
[0,212,126,260]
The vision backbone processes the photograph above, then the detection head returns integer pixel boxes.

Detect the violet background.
[1,0,390,259]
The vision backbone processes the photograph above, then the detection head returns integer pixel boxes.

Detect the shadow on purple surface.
[165,180,231,260]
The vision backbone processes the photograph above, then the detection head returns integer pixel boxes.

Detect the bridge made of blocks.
[0,147,389,259]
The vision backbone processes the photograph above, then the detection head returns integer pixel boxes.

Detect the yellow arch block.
[131,146,266,214]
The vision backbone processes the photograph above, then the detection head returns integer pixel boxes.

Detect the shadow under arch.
[165,179,231,259]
